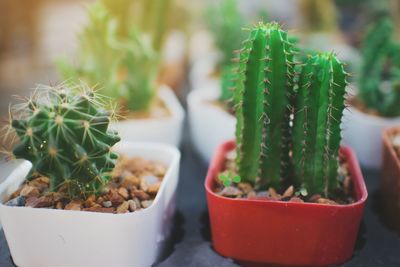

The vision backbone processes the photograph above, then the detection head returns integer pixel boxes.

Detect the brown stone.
[268,188,280,199]
[118,187,129,200]
[148,183,161,195]
[25,196,54,208]
[84,194,97,208]
[29,177,50,192]
[116,201,130,213]
[140,175,159,192]
[219,186,242,198]
[316,198,338,205]
[132,190,150,201]
[20,185,40,198]
[237,183,253,194]
[65,200,82,211]
[153,164,166,177]
[55,202,63,209]
[109,189,124,206]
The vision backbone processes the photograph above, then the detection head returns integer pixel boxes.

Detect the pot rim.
[347,102,400,123]
[0,141,180,217]
[111,85,184,124]
[187,87,235,120]
[383,126,400,169]
[205,140,368,209]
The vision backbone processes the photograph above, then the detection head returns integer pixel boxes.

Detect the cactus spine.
[235,22,296,188]
[10,83,120,197]
[292,53,347,196]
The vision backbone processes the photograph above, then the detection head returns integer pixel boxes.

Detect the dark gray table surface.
[2,123,400,267]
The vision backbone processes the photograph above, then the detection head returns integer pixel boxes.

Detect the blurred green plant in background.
[58,0,172,113]
[359,16,400,117]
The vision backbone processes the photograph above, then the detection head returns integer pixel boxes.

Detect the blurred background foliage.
[0,0,399,115]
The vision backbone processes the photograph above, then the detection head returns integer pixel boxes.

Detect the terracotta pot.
[205,140,368,266]
[382,126,400,229]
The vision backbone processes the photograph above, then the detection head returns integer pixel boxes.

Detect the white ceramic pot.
[188,87,235,163]
[110,86,184,147]
[342,107,400,169]
[0,142,181,267]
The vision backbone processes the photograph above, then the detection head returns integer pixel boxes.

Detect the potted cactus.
[205,23,367,266]
[342,16,400,169]
[188,0,250,162]
[0,83,181,267]
[58,0,184,146]
[382,126,400,230]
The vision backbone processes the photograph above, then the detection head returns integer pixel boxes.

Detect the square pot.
[110,86,184,147]
[205,140,368,266]
[382,126,400,229]
[0,142,180,267]
[342,106,400,169]
[188,87,235,162]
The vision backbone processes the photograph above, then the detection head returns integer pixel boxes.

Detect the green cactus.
[9,83,120,198]
[234,22,296,188]
[57,2,159,113]
[292,53,348,196]
[230,22,348,197]
[359,16,400,117]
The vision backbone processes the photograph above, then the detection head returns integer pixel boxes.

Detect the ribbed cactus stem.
[235,23,296,188]
[292,53,347,196]
[10,84,120,197]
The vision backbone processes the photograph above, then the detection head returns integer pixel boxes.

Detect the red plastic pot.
[205,140,368,266]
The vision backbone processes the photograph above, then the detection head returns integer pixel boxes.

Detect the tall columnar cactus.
[10,84,120,197]
[359,16,400,117]
[234,22,296,189]
[292,53,348,196]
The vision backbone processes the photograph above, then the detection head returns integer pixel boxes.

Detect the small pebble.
[141,175,159,192]
[5,196,26,207]
[282,186,294,198]
[103,201,112,208]
[141,200,153,209]
[219,186,242,198]
[118,187,129,200]
[128,199,137,211]
[132,190,151,201]
[20,185,40,198]
[237,183,253,194]
[64,200,82,211]
[116,201,130,213]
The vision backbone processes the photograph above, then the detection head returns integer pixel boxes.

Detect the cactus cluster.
[359,16,400,117]
[233,22,348,197]
[9,83,120,198]
[57,0,165,113]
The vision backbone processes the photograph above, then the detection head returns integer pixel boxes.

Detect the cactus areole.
[10,84,120,197]
[233,22,348,197]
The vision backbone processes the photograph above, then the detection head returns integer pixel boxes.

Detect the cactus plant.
[234,22,296,189]
[58,1,160,113]
[358,16,400,117]
[292,53,348,196]
[232,22,348,197]
[8,83,120,198]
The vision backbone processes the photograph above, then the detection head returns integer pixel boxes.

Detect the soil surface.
[214,149,355,205]
[4,155,167,213]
